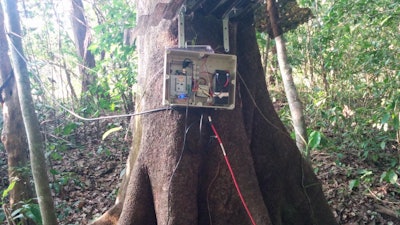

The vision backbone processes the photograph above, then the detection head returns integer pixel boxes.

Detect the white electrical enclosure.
[163,48,237,110]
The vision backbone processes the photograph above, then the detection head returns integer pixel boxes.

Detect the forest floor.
[312,150,400,225]
[0,118,399,224]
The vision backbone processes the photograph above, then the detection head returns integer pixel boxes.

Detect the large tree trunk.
[2,1,58,224]
[93,1,337,225]
[0,3,34,224]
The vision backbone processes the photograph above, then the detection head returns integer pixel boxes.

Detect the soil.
[0,118,399,224]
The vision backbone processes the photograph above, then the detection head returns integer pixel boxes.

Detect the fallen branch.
[364,184,399,205]
[374,204,400,219]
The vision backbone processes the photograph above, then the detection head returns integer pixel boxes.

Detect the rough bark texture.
[93,1,337,225]
[0,3,34,220]
[2,1,58,224]
[254,0,313,36]
[237,13,336,225]
[70,0,96,94]
[266,0,308,155]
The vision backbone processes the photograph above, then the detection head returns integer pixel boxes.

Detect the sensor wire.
[208,116,257,225]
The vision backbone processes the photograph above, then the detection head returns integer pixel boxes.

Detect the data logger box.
[163,48,237,110]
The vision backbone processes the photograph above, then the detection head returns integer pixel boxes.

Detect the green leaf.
[380,171,388,183]
[308,131,322,149]
[49,169,59,175]
[358,169,373,178]
[102,126,123,140]
[393,113,399,130]
[380,141,386,150]
[2,180,16,200]
[380,15,392,26]
[24,203,42,225]
[387,170,398,184]
[380,170,398,184]
[11,207,23,217]
[51,152,63,161]
[381,113,390,124]
[348,179,359,191]
[88,43,99,52]
[11,212,24,220]
[62,122,78,135]
[0,210,6,223]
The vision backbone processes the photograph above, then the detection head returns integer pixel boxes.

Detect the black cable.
[59,105,172,121]
[166,122,198,224]
[237,71,288,136]
[166,97,191,225]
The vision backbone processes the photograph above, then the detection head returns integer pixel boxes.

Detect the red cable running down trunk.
[208,116,257,225]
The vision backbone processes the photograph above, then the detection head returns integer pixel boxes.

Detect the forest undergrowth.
[273,86,400,225]
[0,102,399,224]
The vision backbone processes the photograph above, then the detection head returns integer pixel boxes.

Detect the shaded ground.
[0,118,399,224]
[313,151,400,225]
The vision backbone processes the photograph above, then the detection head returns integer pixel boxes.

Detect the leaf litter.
[0,118,399,224]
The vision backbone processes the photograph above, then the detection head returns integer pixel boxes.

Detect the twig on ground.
[374,204,400,219]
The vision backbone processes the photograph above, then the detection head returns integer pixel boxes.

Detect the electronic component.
[163,48,237,109]
[213,70,230,105]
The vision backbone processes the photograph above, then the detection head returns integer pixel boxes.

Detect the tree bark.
[1,1,58,224]
[306,21,314,87]
[70,0,96,95]
[266,0,309,157]
[0,4,34,224]
[93,1,337,225]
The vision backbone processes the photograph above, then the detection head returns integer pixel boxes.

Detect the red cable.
[208,116,257,225]
[223,74,230,87]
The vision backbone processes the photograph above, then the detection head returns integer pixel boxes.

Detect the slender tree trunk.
[264,36,272,86]
[275,35,308,155]
[70,0,96,95]
[1,1,58,224]
[306,21,314,87]
[50,2,78,102]
[322,67,330,93]
[0,4,34,225]
[59,30,78,101]
[313,6,329,93]
[63,58,78,101]
[397,112,400,145]
[266,0,309,157]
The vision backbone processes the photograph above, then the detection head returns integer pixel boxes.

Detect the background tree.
[265,0,309,156]
[283,0,399,163]
[94,0,336,224]
[272,0,399,220]
[70,0,96,96]
[88,0,137,113]
[1,0,57,224]
[0,3,34,224]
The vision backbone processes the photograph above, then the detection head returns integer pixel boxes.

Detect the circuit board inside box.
[163,48,237,110]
